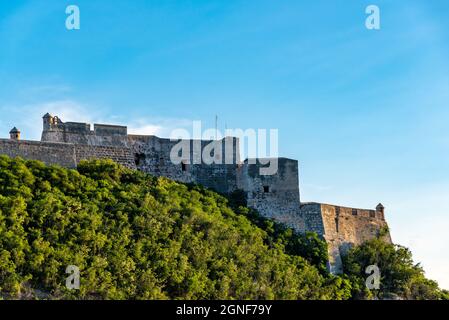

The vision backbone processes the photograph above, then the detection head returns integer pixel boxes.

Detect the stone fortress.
[0,113,391,273]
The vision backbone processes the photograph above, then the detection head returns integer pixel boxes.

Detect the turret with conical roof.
[9,127,21,140]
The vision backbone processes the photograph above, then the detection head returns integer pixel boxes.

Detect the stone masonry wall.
[240,158,306,232]
[0,139,77,167]
[301,203,392,273]
[300,203,325,235]
[74,144,137,169]
[0,139,136,169]
[42,127,129,147]
[128,135,239,194]
[42,119,129,147]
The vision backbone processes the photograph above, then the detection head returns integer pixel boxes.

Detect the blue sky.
[1,0,448,288]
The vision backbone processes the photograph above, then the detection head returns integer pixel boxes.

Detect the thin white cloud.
[1,99,196,141]
[128,124,162,136]
[128,118,195,138]
[1,100,100,140]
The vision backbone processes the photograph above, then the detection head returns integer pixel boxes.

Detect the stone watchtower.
[43,113,56,130]
[9,127,20,140]
[41,113,64,142]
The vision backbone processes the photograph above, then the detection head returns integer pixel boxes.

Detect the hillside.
[0,156,446,300]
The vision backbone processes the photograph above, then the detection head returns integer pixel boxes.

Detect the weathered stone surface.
[240,158,306,232]
[0,139,137,169]
[74,144,137,169]
[0,139,77,167]
[300,203,391,273]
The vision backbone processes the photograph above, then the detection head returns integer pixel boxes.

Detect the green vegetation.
[0,156,349,299]
[342,230,448,300]
[228,190,329,274]
[0,156,445,300]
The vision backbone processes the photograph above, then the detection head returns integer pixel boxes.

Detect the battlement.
[94,124,127,136]
[63,122,91,133]
[42,114,129,146]
[300,202,390,273]
[301,202,386,221]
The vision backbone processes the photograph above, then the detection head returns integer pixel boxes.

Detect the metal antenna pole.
[215,115,218,140]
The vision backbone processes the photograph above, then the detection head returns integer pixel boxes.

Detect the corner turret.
[376,203,385,220]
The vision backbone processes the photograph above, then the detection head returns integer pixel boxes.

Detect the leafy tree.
[342,232,447,300]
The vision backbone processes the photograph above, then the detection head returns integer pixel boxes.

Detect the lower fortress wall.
[0,139,77,167]
[301,203,391,273]
[74,144,136,169]
[0,139,136,169]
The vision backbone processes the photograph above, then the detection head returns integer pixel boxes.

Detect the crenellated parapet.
[300,202,391,273]
[41,113,128,146]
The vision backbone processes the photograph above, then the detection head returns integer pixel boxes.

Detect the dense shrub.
[0,156,350,300]
[342,231,447,300]
[0,156,444,300]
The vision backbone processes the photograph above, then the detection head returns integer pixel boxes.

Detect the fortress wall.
[64,122,91,132]
[42,122,129,147]
[41,130,70,144]
[128,135,196,184]
[0,139,76,167]
[84,134,129,147]
[241,158,305,232]
[0,139,136,170]
[41,121,92,145]
[187,137,239,193]
[94,124,127,136]
[128,135,239,194]
[42,128,92,145]
[189,163,239,194]
[42,130,129,146]
[320,204,390,247]
[305,203,392,273]
[300,203,325,235]
[88,124,129,147]
[74,144,137,169]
